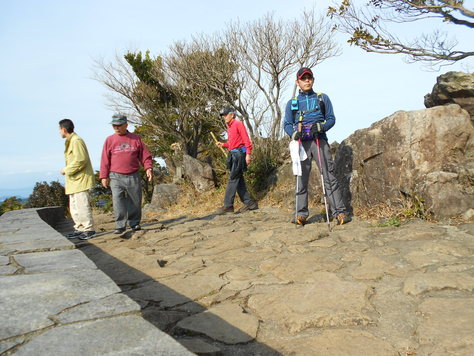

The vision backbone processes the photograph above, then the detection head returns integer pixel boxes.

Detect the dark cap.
[110,114,127,125]
[296,67,313,79]
[219,106,235,116]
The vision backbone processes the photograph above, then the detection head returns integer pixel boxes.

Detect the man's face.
[59,127,67,139]
[113,123,128,135]
[296,74,314,93]
[221,113,234,124]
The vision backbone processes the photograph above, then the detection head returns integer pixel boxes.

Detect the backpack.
[290,92,326,117]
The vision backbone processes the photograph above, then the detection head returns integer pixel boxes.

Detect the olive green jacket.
[63,133,95,195]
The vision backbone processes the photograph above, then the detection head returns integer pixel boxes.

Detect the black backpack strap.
[317,92,326,118]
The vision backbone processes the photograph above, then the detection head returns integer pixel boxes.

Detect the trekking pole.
[295,173,299,228]
[316,138,331,232]
[294,109,303,228]
[210,131,227,157]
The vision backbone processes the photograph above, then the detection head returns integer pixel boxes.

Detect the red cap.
[297,67,313,79]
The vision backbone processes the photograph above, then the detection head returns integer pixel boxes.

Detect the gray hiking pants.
[110,171,142,229]
[296,139,346,218]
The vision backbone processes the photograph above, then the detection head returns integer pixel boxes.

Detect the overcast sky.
[1,0,473,198]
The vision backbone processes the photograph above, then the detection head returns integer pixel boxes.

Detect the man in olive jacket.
[59,119,96,240]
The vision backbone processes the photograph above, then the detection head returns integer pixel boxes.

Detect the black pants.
[223,150,252,207]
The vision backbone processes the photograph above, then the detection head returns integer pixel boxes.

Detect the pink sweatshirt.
[100,132,153,179]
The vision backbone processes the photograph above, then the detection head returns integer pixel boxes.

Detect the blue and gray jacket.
[283,89,335,141]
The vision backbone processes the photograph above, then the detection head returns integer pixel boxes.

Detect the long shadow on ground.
[60,216,282,356]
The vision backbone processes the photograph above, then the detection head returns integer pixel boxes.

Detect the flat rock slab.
[259,255,342,282]
[0,265,17,275]
[416,298,474,356]
[2,239,73,253]
[403,272,474,295]
[127,275,226,308]
[55,293,141,323]
[280,329,398,356]
[351,255,394,280]
[247,272,372,333]
[0,270,120,339]
[177,303,259,344]
[176,339,221,356]
[14,249,98,273]
[12,315,194,356]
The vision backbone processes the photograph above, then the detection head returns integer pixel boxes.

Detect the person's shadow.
[58,215,282,356]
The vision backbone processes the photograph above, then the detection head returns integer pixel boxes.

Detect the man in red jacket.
[100,114,153,234]
[214,106,258,214]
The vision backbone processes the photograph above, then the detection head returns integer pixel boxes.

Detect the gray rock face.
[182,154,215,192]
[147,183,181,210]
[335,104,474,219]
[424,71,474,118]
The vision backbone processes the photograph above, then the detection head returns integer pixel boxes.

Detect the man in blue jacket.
[284,67,350,226]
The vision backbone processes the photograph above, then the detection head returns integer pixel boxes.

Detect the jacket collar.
[299,89,315,97]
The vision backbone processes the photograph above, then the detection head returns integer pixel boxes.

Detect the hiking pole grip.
[210,132,227,157]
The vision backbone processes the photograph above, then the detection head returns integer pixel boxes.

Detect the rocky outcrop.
[144,183,181,212]
[424,71,474,118]
[182,154,215,192]
[335,104,474,219]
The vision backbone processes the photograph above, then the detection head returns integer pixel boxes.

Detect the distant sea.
[0,171,66,203]
[0,187,33,202]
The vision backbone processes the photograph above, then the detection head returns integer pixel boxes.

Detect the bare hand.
[246,154,251,165]
[216,142,224,147]
[146,168,153,182]
[60,169,65,175]
[101,178,109,188]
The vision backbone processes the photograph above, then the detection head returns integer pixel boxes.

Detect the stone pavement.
[76,208,474,356]
[0,208,195,356]
[2,206,474,355]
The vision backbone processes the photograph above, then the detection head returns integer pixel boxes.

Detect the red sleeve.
[139,138,153,170]
[99,137,111,179]
[238,122,252,155]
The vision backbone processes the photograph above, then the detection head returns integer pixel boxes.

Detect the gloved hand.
[292,131,302,141]
[310,122,323,138]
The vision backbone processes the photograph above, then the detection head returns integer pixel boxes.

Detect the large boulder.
[335,104,474,219]
[182,154,215,192]
[143,183,181,213]
[424,71,474,118]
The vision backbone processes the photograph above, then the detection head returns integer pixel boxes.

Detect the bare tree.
[93,50,226,162]
[328,0,474,67]
[93,54,144,120]
[93,9,340,162]
[224,10,340,138]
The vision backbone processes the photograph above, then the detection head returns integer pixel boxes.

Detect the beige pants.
[69,190,94,232]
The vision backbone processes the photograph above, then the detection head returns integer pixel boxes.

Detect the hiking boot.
[65,230,83,239]
[236,201,258,213]
[113,227,126,234]
[78,231,96,240]
[291,216,307,226]
[214,206,234,215]
[131,224,141,232]
[336,213,352,225]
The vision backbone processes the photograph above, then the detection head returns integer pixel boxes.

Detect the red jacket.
[222,119,252,154]
[100,132,152,178]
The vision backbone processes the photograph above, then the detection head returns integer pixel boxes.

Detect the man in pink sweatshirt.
[100,114,153,234]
